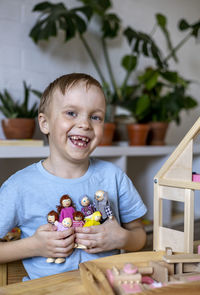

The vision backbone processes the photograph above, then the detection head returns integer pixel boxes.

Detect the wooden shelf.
[0,145,178,159]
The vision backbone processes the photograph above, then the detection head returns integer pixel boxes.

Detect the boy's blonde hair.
[39,73,105,114]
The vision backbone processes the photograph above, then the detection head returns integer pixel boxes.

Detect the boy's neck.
[42,157,90,179]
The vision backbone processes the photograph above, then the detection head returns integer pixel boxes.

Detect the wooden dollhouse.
[153,117,200,253]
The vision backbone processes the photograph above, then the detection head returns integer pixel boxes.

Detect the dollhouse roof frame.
[153,117,200,253]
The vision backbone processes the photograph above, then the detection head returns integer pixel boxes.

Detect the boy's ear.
[38,113,49,135]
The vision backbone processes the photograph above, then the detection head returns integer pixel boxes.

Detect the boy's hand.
[32,223,76,258]
[74,217,126,253]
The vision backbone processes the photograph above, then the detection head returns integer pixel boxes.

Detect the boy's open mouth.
[68,135,90,147]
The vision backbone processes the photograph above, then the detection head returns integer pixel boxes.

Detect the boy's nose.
[78,116,91,129]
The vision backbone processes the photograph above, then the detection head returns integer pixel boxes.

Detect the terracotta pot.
[127,123,150,146]
[2,118,36,139]
[99,122,116,146]
[147,122,169,146]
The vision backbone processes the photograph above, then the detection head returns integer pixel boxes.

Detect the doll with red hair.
[72,211,86,249]
[56,195,75,222]
[72,211,85,228]
[47,210,73,264]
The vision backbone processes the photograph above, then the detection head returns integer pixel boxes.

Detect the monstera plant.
[29,1,200,145]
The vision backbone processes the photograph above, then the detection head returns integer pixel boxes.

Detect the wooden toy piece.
[165,247,173,256]
[149,261,169,284]
[54,217,73,264]
[79,261,114,295]
[170,272,200,283]
[56,195,76,222]
[83,211,102,227]
[153,117,200,253]
[79,195,95,217]
[94,190,113,222]
[183,263,200,273]
[46,210,59,264]
[73,211,87,249]
[192,173,200,182]
[163,253,200,264]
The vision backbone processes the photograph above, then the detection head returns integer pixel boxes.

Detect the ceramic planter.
[127,123,150,146]
[2,118,36,139]
[147,122,169,146]
[99,122,116,146]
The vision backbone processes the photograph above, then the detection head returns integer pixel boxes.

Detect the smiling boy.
[0,73,147,280]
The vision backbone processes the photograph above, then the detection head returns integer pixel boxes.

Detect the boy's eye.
[91,115,102,121]
[67,111,76,117]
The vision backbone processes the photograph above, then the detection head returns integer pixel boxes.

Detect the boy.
[0,73,147,280]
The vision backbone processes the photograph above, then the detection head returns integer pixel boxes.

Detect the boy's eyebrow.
[63,104,105,113]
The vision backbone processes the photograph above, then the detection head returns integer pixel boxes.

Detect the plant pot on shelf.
[147,122,169,146]
[99,122,116,146]
[2,118,36,139]
[127,123,150,146]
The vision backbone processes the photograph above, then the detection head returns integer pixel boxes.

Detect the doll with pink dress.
[46,211,73,264]
[56,195,76,222]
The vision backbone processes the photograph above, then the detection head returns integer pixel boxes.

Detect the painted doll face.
[47,215,55,223]
[95,190,104,201]
[62,217,72,228]
[62,198,71,207]
[81,196,90,207]
[74,215,82,221]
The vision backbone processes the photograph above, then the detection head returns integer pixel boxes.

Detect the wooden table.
[1,251,200,295]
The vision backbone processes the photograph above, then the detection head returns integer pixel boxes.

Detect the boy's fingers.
[74,225,101,234]
[55,228,74,239]
[39,223,55,231]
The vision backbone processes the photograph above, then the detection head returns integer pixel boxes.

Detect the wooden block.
[183,263,200,273]
[170,272,200,282]
[163,254,200,263]
[149,261,169,283]
[175,262,183,274]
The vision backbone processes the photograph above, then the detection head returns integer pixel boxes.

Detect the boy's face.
[40,82,106,164]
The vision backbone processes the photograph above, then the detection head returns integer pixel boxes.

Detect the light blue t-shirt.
[0,158,147,280]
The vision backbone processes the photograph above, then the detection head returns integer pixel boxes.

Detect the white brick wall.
[0,0,200,142]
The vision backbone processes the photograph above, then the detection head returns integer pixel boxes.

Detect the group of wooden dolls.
[46,190,113,264]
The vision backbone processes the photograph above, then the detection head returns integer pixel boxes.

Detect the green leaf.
[32,1,54,12]
[156,13,178,62]
[102,13,121,38]
[30,2,91,43]
[135,94,150,117]
[121,55,137,72]
[124,27,165,68]
[156,13,167,27]
[179,19,190,31]
[77,0,111,15]
[160,71,178,83]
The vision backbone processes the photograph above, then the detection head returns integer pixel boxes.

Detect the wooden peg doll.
[94,190,113,222]
[72,211,85,228]
[53,217,73,264]
[46,210,59,264]
[73,211,87,249]
[56,194,75,222]
[83,211,102,227]
[79,195,95,217]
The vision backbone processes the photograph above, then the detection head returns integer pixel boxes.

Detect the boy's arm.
[121,218,147,252]
[0,224,75,264]
[0,236,38,263]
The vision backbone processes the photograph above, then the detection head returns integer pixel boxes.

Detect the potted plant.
[29,0,138,145]
[118,14,199,145]
[29,2,199,145]
[0,81,41,139]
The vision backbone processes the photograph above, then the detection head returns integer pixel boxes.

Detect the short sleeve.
[118,172,147,223]
[0,179,20,238]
